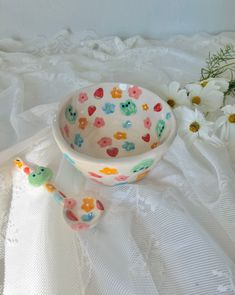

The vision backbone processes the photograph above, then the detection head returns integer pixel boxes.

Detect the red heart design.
[106,147,119,157]
[142,133,150,142]
[154,103,162,112]
[66,210,79,221]
[88,105,96,116]
[96,200,104,210]
[94,88,104,99]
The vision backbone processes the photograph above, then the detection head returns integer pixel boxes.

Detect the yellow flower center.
[191,96,201,105]
[189,121,200,133]
[228,114,235,123]
[200,80,208,87]
[167,98,175,108]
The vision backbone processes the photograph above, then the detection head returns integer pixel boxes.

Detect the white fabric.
[0,30,235,295]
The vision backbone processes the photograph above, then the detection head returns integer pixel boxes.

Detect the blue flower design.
[102,103,115,114]
[122,141,135,152]
[74,133,84,147]
[81,212,94,222]
[166,112,171,120]
[122,120,132,129]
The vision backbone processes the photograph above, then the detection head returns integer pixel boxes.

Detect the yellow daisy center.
[189,121,200,133]
[200,80,208,87]
[191,96,201,105]
[167,98,175,108]
[228,114,235,123]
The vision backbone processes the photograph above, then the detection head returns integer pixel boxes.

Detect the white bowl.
[53,82,176,186]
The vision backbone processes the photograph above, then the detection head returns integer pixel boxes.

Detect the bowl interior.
[59,83,174,159]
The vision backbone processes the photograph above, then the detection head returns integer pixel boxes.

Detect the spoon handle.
[13,157,68,205]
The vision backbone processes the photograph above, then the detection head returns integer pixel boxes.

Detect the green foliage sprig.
[200,44,235,95]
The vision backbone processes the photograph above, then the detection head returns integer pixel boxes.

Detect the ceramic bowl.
[53,82,176,186]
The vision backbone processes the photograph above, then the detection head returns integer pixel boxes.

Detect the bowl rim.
[52,82,177,164]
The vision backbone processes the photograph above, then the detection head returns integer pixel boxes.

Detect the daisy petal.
[169,81,180,95]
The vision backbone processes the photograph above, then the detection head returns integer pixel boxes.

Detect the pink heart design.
[88,105,96,116]
[106,147,119,157]
[142,133,150,142]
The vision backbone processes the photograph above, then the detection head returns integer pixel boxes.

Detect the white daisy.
[200,78,229,93]
[174,106,214,143]
[215,104,235,141]
[186,80,224,113]
[161,81,189,108]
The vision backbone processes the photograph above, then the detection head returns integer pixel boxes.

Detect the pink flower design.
[115,175,129,181]
[71,223,90,231]
[144,117,152,129]
[88,172,102,178]
[128,86,142,99]
[97,137,112,148]
[64,198,77,209]
[78,92,88,103]
[93,117,105,128]
[64,124,70,137]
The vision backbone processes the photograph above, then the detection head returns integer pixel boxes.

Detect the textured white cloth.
[0,30,235,295]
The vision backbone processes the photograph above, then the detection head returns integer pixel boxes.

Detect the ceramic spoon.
[13,158,104,231]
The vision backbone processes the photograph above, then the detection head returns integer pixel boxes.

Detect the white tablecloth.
[0,30,235,295]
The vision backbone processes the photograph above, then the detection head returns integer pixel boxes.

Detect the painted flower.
[88,171,102,178]
[122,120,132,129]
[102,103,115,114]
[114,131,127,140]
[215,104,235,141]
[142,104,149,111]
[186,81,224,113]
[78,92,88,103]
[81,197,95,213]
[99,167,118,175]
[144,117,152,129]
[111,87,122,98]
[97,137,112,147]
[64,124,70,137]
[45,183,56,192]
[74,133,84,147]
[78,117,88,130]
[64,198,77,209]
[151,142,160,149]
[166,112,171,120]
[128,86,142,99]
[71,223,89,231]
[161,81,189,108]
[200,78,229,93]
[122,141,135,151]
[115,175,129,181]
[81,212,94,222]
[93,117,105,128]
[174,106,214,142]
